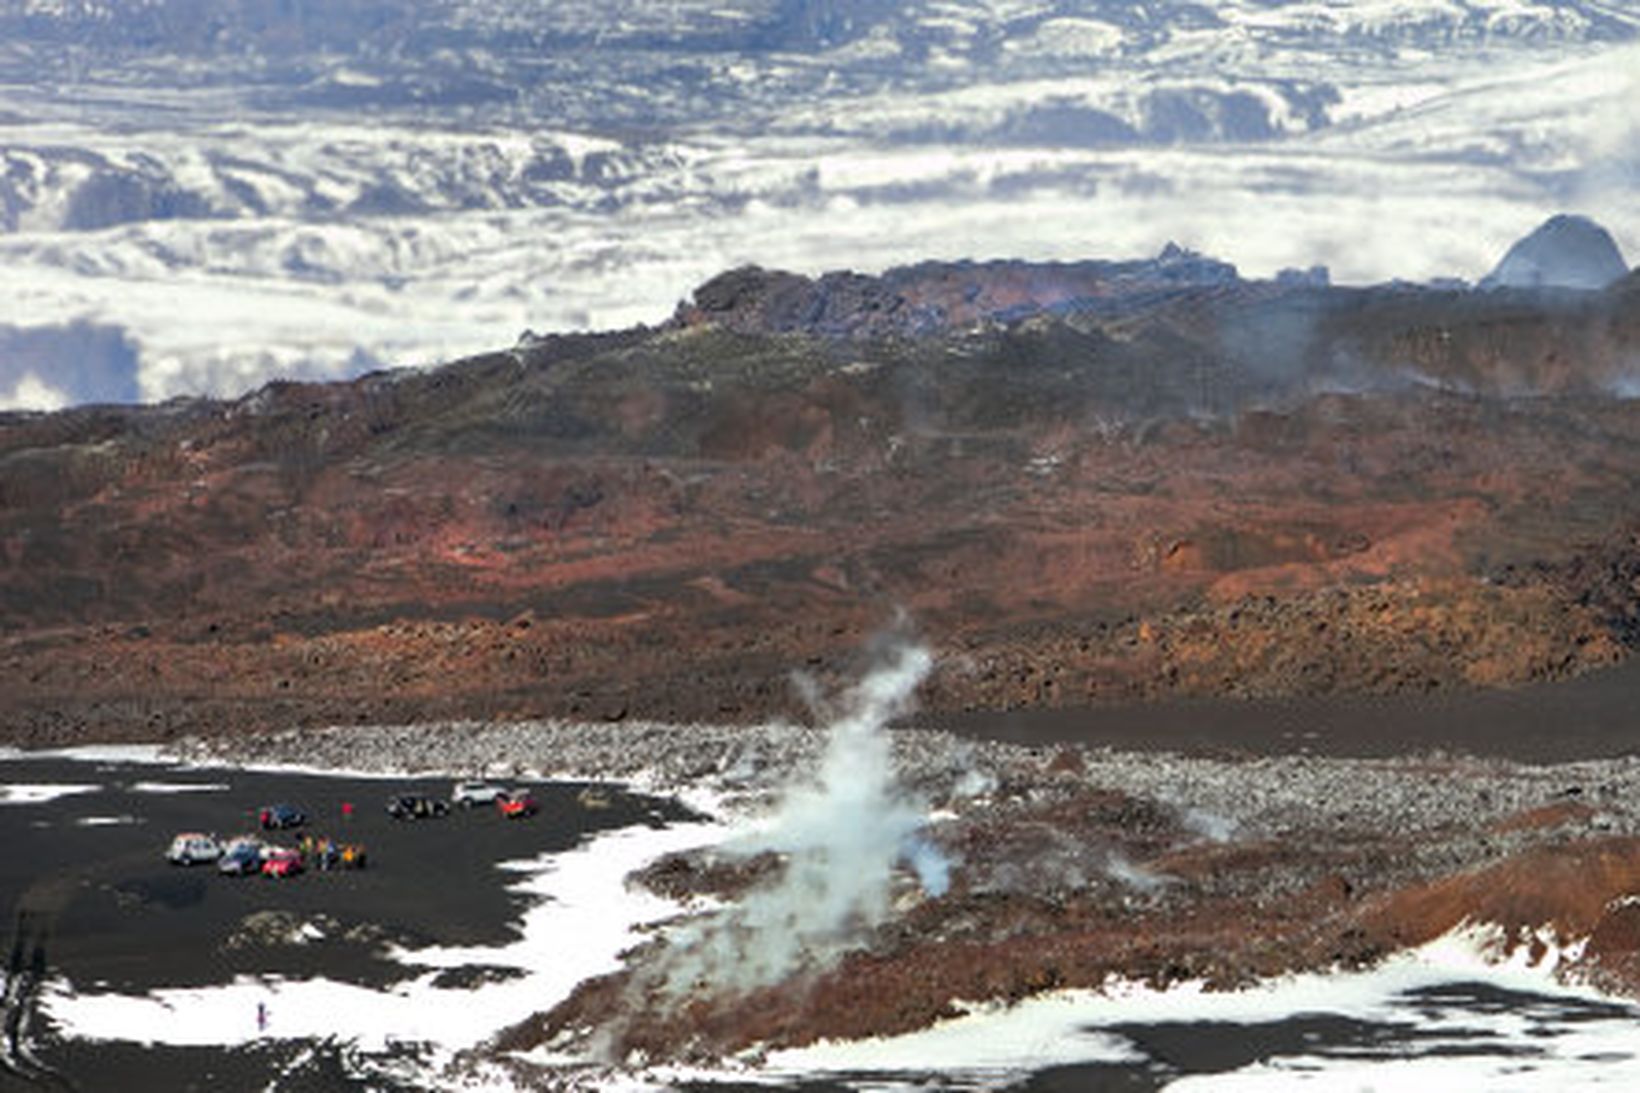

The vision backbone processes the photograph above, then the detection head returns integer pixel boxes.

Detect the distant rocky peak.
[1481,213,1629,291]
[675,249,1245,339]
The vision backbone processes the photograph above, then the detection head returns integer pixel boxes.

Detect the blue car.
[258,803,306,830]
[217,838,266,875]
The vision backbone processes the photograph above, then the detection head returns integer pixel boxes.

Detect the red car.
[261,847,304,878]
[497,793,537,819]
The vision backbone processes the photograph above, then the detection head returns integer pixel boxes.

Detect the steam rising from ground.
[655,639,941,999]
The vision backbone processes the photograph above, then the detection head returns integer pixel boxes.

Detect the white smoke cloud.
[1105,852,1170,895]
[1180,806,1238,844]
[653,637,943,1000]
[0,371,70,411]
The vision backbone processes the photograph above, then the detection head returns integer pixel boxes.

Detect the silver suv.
[166,832,223,865]
[451,780,509,808]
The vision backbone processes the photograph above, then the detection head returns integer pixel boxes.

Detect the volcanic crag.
[4,233,1640,744]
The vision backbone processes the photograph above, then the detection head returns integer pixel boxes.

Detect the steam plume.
[656,638,940,998]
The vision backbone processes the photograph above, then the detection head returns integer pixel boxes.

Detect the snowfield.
[0,782,101,805]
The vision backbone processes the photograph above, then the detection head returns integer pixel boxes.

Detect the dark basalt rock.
[674,245,1241,338]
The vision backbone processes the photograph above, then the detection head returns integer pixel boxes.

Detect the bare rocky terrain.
[4,249,1640,744]
[9,232,1640,1074]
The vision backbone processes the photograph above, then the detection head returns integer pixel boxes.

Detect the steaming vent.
[652,638,946,1001]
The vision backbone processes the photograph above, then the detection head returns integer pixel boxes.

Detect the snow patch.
[2,744,170,765]
[764,923,1636,1086]
[127,780,231,794]
[74,814,141,827]
[0,783,101,805]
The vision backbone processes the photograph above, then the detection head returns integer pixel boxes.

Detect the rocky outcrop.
[1481,213,1629,292]
[673,244,1240,338]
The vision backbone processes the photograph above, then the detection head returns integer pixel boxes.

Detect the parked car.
[386,794,450,820]
[258,804,306,830]
[451,780,510,808]
[261,847,304,878]
[498,793,538,819]
[217,837,267,875]
[166,833,223,866]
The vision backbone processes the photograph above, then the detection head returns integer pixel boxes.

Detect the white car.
[166,832,224,865]
[451,780,510,808]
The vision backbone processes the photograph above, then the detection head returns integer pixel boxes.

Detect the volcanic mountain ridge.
[3,234,1640,744]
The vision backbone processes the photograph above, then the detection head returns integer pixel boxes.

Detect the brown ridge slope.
[3,266,1640,744]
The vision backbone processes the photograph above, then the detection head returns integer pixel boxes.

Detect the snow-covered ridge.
[3,0,1632,58]
[0,127,681,234]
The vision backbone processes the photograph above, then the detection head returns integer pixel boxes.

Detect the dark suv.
[258,803,306,830]
[386,795,450,820]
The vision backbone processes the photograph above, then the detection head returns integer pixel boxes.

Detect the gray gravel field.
[169,716,1640,853]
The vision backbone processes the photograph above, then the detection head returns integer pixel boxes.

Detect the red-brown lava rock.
[5,267,1640,744]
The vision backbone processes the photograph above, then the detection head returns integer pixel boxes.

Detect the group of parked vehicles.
[390,781,538,820]
[167,828,365,878]
[164,780,541,873]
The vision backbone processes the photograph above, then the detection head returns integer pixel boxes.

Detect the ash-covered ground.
[172,679,1640,1078]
